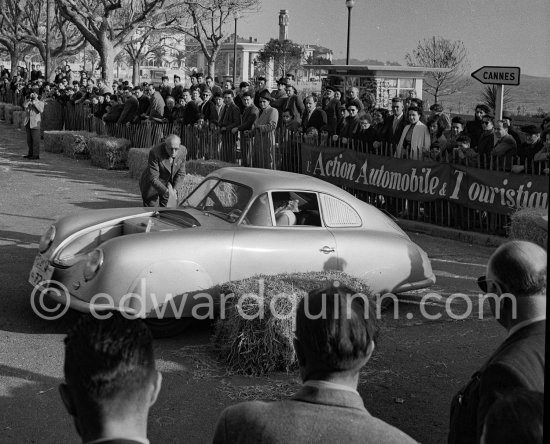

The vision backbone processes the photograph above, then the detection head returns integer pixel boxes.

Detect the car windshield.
[180,178,253,223]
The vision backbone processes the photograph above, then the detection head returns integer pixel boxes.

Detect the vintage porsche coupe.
[29,167,435,336]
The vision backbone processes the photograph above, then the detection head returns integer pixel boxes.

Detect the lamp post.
[345,0,355,65]
[232,13,240,87]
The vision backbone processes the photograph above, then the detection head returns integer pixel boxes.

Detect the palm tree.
[480,85,513,113]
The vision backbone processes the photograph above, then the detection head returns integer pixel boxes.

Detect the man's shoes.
[23,155,40,160]
[23,155,31,158]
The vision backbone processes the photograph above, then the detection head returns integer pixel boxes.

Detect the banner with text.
[301,145,548,215]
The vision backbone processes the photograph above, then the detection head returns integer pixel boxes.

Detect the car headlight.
[39,225,56,253]
[83,249,104,281]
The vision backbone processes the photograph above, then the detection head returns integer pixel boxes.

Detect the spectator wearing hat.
[213,284,417,444]
[323,86,341,135]
[283,84,305,125]
[234,81,250,114]
[234,91,259,167]
[252,90,278,169]
[253,76,269,108]
[271,77,288,107]
[501,111,523,149]
[429,103,451,132]
[514,125,546,173]
[465,104,490,150]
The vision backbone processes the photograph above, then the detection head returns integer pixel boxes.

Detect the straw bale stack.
[88,136,132,170]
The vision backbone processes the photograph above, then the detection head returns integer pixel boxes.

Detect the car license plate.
[28,254,54,287]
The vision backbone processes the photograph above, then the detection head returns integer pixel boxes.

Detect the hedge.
[13,110,25,129]
[510,208,548,249]
[0,102,6,120]
[88,136,132,170]
[212,272,375,375]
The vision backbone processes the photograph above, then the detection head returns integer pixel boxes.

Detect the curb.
[397,218,506,247]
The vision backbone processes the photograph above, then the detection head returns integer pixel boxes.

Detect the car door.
[230,192,338,280]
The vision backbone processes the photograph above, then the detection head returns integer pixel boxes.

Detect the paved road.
[0,121,503,443]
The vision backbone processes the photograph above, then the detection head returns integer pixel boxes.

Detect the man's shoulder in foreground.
[212,386,417,444]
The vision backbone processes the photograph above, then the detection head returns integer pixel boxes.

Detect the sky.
[237,0,550,78]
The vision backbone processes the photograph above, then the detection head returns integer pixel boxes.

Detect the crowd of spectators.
[1,62,548,173]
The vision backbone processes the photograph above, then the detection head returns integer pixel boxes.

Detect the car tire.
[144,317,193,338]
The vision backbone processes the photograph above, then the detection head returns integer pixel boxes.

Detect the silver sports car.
[29,167,435,336]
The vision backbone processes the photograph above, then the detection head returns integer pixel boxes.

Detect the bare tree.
[169,0,260,77]
[405,36,470,104]
[8,0,86,79]
[55,0,174,84]
[0,0,35,75]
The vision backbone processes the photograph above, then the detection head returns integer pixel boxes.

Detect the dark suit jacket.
[448,320,545,444]
[182,101,200,125]
[238,105,259,132]
[117,95,139,124]
[219,102,241,130]
[148,91,165,120]
[213,385,418,444]
[200,99,218,122]
[383,114,407,146]
[139,143,187,201]
[301,108,327,132]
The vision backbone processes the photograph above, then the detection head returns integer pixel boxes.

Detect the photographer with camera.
[23,91,45,160]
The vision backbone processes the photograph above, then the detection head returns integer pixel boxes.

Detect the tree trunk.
[99,36,115,85]
[10,47,20,76]
[207,59,215,77]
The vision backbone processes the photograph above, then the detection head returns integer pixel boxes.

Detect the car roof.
[210,167,354,198]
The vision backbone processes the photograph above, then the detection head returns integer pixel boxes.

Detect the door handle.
[320,246,335,254]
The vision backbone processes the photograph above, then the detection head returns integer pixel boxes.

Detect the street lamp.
[345,0,355,65]
[233,12,240,87]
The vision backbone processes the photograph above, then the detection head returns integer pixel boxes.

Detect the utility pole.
[45,0,53,80]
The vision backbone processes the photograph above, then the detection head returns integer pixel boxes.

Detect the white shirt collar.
[508,316,546,338]
[304,379,359,394]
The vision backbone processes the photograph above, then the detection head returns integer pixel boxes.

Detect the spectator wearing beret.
[465,104,490,150]
[513,125,547,173]
[271,77,288,117]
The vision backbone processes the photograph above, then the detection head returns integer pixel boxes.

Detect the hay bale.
[88,136,132,170]
[187,159,237,176]
[12,110,25,128]
[43,131,67,153]
[41,101,64,131]
[127,148,150,179]
[212,272,374,375]
[175,174,204,200]
[0,103,6,120]
[510,208,548,249]
[60,131,96,159]
[4,104,18,124]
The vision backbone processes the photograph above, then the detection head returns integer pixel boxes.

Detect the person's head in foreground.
[481,389,543,444]
[295,283,379,385]
[60,312,162,444]
[477,240,546,331]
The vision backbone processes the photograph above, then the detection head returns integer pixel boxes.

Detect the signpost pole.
[494,85,504,121]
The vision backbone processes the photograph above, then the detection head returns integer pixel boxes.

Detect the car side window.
[320,194,362,227]
[271,191,322,227]
[244,193,273,226]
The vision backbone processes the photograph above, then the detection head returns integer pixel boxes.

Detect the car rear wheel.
[144,317,193,338]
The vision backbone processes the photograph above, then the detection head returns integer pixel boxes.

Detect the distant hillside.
[427,74,550,116]
[332,58,401,66]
